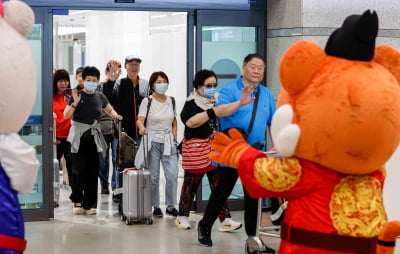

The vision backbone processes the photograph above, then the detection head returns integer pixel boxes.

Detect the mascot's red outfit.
[240,149,385,254]
[210,10,400,254]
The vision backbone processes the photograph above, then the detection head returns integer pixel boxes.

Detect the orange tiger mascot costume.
[210,10,400,254]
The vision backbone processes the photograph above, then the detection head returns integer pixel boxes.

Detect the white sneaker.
[73,203,84,215]
[175,216,191,229]
[86,208,97,215]
[219,218,242,232]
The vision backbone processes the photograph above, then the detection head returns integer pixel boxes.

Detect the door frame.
[194,9,265,212]
[24,4,265,221]
[22,7,54,221]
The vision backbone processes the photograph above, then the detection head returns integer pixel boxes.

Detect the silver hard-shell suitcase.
[116,120,153,225]
[53,113,60,208]
[121,168,153,225]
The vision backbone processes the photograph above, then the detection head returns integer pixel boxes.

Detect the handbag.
[99,117,115,135]
[181,132,216,174]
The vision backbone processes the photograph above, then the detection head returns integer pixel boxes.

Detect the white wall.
[83,11,187,141]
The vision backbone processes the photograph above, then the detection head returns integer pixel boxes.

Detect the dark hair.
[193,69,217,90]
[243,53,265,66]
[149,71,169,91]
[53,69,70,96]
[82,66,100,80]
[75,67,84,76]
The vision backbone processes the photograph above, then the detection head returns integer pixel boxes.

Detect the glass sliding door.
[195,10,265,212]
[202,26,258,90]
[21,7,54,221]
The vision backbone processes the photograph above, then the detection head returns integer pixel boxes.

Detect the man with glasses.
[197,53,276,254]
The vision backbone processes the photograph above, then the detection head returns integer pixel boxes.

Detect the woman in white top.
[136,71,179,217]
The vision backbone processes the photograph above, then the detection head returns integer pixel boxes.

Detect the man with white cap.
[111,55,150,202]
[112,55,150,145]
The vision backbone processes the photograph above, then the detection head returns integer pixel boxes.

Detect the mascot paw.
[271,104,300,157]
[210,128,250,168]
[0,134,39,193]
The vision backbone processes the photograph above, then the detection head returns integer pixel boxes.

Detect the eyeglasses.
[204,83,217,88]
[246,64,265,72]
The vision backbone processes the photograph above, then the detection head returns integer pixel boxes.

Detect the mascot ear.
[374,45,400,85]
[3,0,34,37]
[279,40,326,96]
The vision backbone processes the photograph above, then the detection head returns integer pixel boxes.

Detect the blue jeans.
[99,135,119,191]
[111,138,119,190]
[147,141,179,207]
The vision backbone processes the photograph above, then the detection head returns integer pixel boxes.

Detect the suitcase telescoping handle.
[142,132,149,169]
[53,113,57,159]
[117,118,122,151]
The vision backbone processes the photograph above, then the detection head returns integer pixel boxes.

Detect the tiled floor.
[24,177,281,254]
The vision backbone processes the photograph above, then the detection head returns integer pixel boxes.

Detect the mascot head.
[278,10,400,174]
[0,0,36,133]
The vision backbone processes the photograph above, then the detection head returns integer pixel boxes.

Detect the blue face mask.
[155,83,168,94]
[204,87,216,98]
[84,81,98,92]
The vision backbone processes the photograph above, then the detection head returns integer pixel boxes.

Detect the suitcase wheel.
[54,202,59,208]
[145,218,153,225]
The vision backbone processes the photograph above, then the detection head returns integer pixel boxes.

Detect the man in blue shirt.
[197,54,276,253]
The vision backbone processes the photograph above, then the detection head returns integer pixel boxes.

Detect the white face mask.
[155,83,168,94]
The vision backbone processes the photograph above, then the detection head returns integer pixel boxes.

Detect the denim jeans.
[111,138,119,190]
[99,135,119,191]
[147,141,179,207]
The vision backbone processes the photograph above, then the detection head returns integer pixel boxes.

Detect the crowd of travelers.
[53,53,276,253]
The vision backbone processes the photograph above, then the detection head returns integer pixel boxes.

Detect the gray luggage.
[53,158,60,208]
[116,120,152,225]
[121,168,153,225]
[53,114,60,208]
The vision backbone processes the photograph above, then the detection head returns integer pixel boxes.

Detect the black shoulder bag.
[247,88,260,135]
[247,88,264,150]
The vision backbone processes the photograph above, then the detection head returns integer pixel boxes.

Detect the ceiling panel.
[24,0,251,10]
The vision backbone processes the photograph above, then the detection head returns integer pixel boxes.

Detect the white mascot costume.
[0,0,39,253]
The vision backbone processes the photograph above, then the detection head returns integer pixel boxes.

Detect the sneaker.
[73,203,84,215]
[175,216,191,229]
[86,208,97,215]
[166,207,178,217]
[219,218,242,232]
[153,207,163,217]
[112,193,120,203]
[261,245,276,253]
[246,236,275,254]
[197,220,212,247]
[101,188,110,194]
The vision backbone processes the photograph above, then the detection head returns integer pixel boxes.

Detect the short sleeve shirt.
[69,90,109,125]
[217,78,276,150]
[138,96,175,143]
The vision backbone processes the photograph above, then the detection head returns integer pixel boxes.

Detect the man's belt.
[0,234,27,252]
[281,223,377,253]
